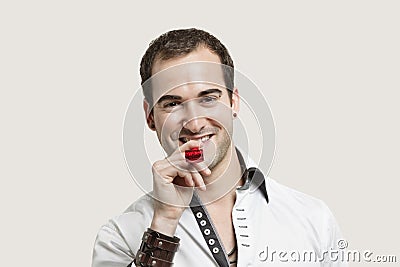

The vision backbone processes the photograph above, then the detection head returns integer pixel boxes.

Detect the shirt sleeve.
[92,223,135,267]
[322,204,349,267]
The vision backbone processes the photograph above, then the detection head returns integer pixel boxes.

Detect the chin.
[208,143,232,170]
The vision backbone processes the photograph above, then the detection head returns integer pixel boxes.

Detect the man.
[92,28,347,266]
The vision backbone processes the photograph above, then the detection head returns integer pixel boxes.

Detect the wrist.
[133,228,180,267]
[151,213,180,237]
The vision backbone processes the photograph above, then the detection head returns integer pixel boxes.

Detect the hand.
[150,140,211,236]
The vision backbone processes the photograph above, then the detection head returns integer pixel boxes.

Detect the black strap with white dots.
[189,193,229,267]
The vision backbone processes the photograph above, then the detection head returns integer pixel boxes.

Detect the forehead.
[151,46,222,75]
[148,48,228,105]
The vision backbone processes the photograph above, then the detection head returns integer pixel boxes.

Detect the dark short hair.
[140,28,234,107]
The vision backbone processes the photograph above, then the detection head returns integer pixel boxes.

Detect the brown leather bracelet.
[134,228,180,267]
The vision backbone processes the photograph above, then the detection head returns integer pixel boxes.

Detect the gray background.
[0,1,399,266]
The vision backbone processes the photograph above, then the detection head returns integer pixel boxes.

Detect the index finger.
[168,139,203,162]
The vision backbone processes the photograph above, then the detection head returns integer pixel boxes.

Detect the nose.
[183,117,206,133]
[182,101,207,133]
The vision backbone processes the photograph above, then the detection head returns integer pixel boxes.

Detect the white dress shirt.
[92,150,348,267]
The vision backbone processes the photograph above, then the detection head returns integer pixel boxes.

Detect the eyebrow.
[197,88,222,97]
[157,95,182,104]
[157,88,223,104]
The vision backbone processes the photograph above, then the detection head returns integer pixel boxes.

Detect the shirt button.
[196,212,203,218]
[200,220,207,226]
[212,247,219,254]
[208,239,215,245]
[204,228,210,235]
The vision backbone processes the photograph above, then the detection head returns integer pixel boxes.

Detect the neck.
[197,144,244,205]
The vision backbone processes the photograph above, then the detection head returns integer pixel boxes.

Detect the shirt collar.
[235,147,269,203]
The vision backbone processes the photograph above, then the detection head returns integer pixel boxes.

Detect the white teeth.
[201,135,210,142]
[180,135,211,143]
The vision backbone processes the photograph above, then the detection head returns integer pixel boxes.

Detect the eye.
[163,101,181,108]
[200,95,219,104]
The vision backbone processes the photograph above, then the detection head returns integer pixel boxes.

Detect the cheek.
[207,99,232,121]
[154,113,183,154]
[155,113,181,132]
[206,106,233,130]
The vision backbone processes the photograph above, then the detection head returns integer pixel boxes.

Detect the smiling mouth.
[179,134,214,144]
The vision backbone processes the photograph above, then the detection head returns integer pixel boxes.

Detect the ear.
[143,99,156,131]
[231,87,240,115]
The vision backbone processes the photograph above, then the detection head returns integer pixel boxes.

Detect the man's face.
[144,47,239,170]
